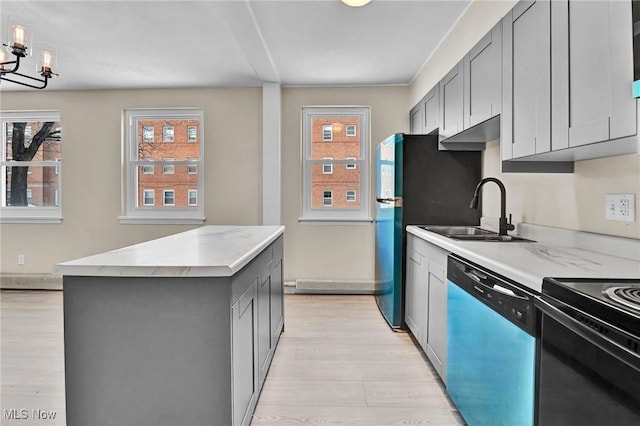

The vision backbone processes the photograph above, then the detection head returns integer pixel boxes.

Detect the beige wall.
[282,86,408,283]
[411,0,640,240]
[1,88,263,274]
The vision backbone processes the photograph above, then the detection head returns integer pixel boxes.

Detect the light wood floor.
[252,294,464,425]
[0,291,463,426]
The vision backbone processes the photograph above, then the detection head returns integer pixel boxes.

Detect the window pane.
[143,190,154,206]
[3,118,62,213]
[143,126,154,142]
[163,126,174,142]
[310,161,361,210]
[3,165,60,207]
[188,126,197,142]
[346,124,357,136]
[163,190,175,206]
[322,124,332,141]
[188,189,197,206]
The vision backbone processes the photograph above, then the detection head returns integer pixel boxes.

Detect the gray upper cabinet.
[464,22,502,129]
[423,85,440,134]
[502,0,552,161]
[410,102,424,134]
[439,62,464,141]
[409,85,439,135]
[552,0,636,149]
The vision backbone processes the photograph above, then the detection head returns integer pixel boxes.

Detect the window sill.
[298,217,373,224]
[119,216,205,225]
[0,215,63,224]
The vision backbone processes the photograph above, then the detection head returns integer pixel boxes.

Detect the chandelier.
[0,20,58,89]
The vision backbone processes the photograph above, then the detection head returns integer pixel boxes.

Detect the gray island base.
[55,226,284,426]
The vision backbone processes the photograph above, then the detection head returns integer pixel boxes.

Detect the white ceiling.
[0,0,471,91]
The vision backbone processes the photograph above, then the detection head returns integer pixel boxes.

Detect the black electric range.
[536,278,640,425]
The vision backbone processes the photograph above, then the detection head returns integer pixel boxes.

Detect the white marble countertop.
[54,225,285,277]
[407,223,640,293]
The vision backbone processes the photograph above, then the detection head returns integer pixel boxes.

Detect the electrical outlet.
[18,254,25,265]
[605,194,636,222]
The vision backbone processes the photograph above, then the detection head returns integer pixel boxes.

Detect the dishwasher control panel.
[447,255,537,336]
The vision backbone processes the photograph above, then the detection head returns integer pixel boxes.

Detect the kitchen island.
[54,225,284,426]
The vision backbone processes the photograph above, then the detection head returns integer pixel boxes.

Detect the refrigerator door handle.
[376,197,403,207]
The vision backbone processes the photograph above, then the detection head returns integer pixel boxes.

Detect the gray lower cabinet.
[405,234,448,383]
[64,236,284,426]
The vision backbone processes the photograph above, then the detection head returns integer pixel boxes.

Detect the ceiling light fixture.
[0,19,58,89]
[341,0,372,7]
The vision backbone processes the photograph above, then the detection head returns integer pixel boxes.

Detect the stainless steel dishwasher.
[446,255,537,426]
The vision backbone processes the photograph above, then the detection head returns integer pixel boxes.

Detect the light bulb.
[41,50,53,69]
[12,25,26,47]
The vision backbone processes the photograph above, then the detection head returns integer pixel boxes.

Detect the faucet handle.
[507,213,515,231]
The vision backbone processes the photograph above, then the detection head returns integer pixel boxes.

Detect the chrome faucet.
[469,177,515,236]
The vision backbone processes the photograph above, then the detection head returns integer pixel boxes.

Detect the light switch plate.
[605,194,635,222]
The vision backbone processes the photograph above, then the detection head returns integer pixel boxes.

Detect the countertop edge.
[54,225,285,278]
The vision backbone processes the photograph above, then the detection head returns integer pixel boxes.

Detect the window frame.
[121,108,205,224]
[300,106,371,222]
[162,125,174,142]
[188,189,198,206]
[346,190,357,202]
[187,126,197,142]
[162,157,175,175]
[163,189,175,206]
[0,110,63,223]
[322,157,333,174]
[323,190,333,207]
[346,124,357,137]
[322,124,333,141]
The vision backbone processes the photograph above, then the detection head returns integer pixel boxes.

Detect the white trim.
[262,82,282,226]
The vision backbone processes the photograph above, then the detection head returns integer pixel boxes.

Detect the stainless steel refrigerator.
[375,133,481,329]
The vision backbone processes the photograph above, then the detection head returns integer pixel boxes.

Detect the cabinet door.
[556,0,636,148]
[232,282,258,426]
[405,237,427,347]
[257,262,273,388]
[410,102,424,134]
[423,85,440,134]
[426,257,447,383]
[502,0,551,160]
[464,22,502,129]
[439,62,464,141]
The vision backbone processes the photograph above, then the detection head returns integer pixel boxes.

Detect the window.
[163,126,174,142]
[346,157,356,170]
[1,110,62,223]
[301,106,370,221]
[143,190,155,206]
[188,189,197,206]
[162,158,175,174]
[188,157,197,174]
[188,126,197,142]
[142,160,154,174]
[142,126,154,142]
[122,109,204,224]
[322,124,333,141]
[323,190,332,206]
[346,125,356,136]
[322,157,333,174]
[163,190,175,206]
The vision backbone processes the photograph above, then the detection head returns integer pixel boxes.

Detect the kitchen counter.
[54,225,284,277]
[407,222,640,293]
[58,226,285,426]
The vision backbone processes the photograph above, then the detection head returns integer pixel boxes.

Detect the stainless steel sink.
[419,225,496,236]
[418,225,534,242]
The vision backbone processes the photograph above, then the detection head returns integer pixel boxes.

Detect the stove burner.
[603,286,640,312]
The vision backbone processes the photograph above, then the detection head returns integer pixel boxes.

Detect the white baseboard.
[1,274,63,290]
[289,279,378,294]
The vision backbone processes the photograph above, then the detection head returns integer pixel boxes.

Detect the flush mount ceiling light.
[0,17,58,89]
[341,0,372,7]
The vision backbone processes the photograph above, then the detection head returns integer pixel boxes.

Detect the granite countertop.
[54,225,285,277]
[407,222,640,293]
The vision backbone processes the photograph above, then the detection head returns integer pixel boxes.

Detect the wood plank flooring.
[0,291,463,426]
[252,295,464,425]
